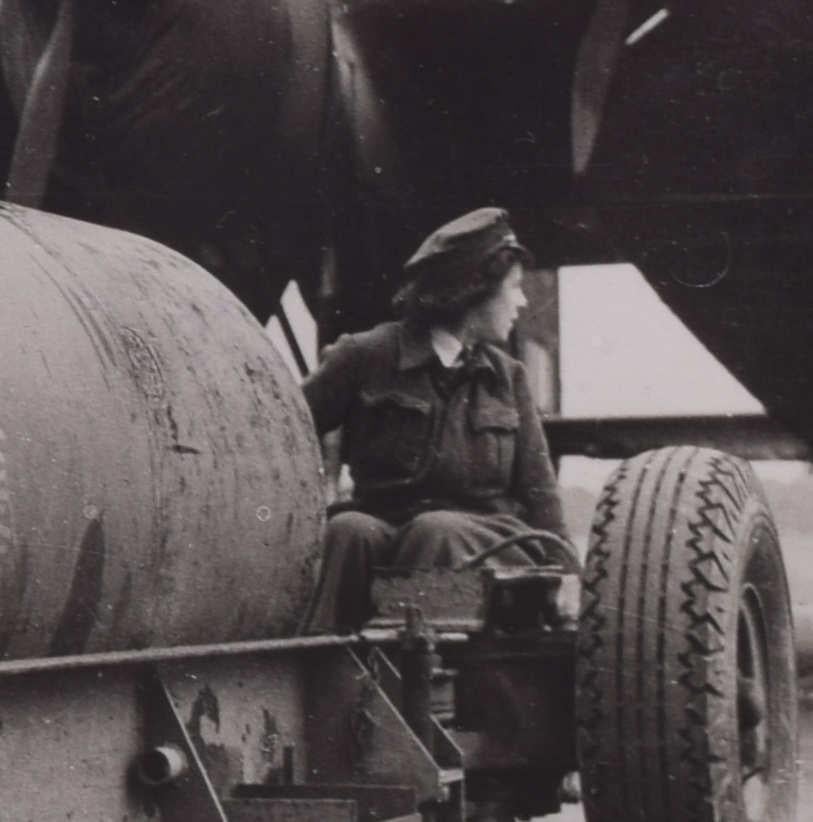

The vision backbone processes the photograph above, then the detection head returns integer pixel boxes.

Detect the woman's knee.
[397,510,472,567]
[327,510,383,540]
[407,510,467,539]
[325,511,395,563]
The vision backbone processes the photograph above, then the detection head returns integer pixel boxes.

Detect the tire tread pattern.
[575,446,794,822]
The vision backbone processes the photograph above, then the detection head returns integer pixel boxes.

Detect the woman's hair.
[397,246,526,328]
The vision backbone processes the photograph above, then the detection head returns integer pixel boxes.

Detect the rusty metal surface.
[0,665,151,820]
[369,568,486,630]
[233,784,415,822]
[141,669,228,822]
[367,646,404,709]
[0,644,438,820]
[0,634,355,677]
[448,730,533,772]
[366,645,466,822]
[224,797,357,822]
[370,566,570,635]
[0,203,324,658]
[305,647,446,806]
[399,608,438,754]
[365,647,464,772]
[360,629,469,645]
[451,645,577,775]
[156,653,311,793]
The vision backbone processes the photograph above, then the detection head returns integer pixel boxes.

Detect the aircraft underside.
[1,0,812,437]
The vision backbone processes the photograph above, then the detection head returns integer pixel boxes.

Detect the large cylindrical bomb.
[0,203,325,659]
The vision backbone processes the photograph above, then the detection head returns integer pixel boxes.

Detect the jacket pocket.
[354,389,434,485]
[468,402,520,488]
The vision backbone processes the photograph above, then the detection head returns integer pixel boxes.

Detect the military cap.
[393,207,533,318]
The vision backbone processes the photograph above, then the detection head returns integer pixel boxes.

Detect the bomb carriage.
[0,204,797,822]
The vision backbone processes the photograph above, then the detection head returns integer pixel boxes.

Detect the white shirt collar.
[430,326,465,367]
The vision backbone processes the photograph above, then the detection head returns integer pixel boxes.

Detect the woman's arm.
[512,362,571,540]
[301,333,363,436]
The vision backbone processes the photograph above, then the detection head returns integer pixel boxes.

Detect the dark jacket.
[303,321,568,537]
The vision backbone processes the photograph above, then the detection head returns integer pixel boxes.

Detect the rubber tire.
[575,446,797,822]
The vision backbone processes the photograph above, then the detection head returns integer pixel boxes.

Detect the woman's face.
[465,263,528,343]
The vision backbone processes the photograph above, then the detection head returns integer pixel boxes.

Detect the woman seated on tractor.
[303,207,576,633]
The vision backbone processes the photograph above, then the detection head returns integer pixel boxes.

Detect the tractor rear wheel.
[576,446,797,822]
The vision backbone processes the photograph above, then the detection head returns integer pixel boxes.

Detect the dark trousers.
[305,509,537,633]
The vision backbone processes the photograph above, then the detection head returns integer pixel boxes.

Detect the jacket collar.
[430,326,464,367]
[397,322,496,376]
[398,322,436,370]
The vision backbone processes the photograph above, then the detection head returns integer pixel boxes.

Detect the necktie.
[453,346,472,370]
[433,346,474,397]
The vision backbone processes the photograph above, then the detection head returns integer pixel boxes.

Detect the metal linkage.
[400,607,439,755]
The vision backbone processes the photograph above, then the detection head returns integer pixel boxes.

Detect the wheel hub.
[738,583,770,821]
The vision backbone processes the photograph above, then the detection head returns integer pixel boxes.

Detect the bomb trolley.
[0,445,795,822]
[0,206,796,822]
